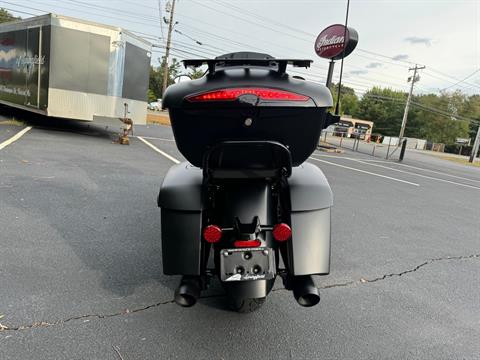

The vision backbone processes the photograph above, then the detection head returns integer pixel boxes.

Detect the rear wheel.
[227,296,266,313]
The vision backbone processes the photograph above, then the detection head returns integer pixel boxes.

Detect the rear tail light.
[233,239,262,248]
[272,223,292,241]
[203,225,223,243]
[186,87,310,102]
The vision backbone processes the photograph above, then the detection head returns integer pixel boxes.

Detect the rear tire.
[227,296,266,313]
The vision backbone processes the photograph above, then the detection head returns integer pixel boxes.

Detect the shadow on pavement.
[0,104,121,140]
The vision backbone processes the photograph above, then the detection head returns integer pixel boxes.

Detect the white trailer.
[0,13,151,124]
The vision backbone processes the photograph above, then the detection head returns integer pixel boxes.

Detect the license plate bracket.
[220,247,275,282]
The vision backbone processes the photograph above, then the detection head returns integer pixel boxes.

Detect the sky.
[3,0,480,97]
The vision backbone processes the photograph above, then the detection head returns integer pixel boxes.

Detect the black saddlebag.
[288,162,333,275]
[157,163,204,275]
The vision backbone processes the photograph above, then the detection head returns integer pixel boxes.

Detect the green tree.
[330,83,359,116]
[355,87,408,135]
[463,94,480,140]
[0,8,20,23]
[189,68,205,79]
[148,57,182,100]
[412,92,471,143]
[147,89,157,103]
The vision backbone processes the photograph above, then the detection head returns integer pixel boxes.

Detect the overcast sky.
[4,0,480,96]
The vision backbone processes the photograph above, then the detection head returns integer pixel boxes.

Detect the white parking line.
[350,158,480,190]
[390,162,480,184]
[313,152,480,184]
[0,126,32,150]
[309,157,420,187]
[137,136,180,164]
[133,135,175,142]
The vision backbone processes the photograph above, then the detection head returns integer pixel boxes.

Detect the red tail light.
[186,88,310,102]
[233,239,262,248]
[272,223,292,241]
[203,225,223,243]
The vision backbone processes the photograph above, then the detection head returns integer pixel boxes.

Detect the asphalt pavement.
[1,121,479,359]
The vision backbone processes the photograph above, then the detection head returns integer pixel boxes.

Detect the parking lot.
[1,120,479,359]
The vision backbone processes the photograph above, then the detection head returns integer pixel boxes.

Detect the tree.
[355,87,408,135]
[148,57,182,100]
[0,8,20,23]
[412,92,471,143]
[189,68,205,79]
[147,89,157,103]
[330,83,359,116]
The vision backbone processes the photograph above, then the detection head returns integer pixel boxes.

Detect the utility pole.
[399,64,425,140]
[162,0,176,97]
[469,124,480,163]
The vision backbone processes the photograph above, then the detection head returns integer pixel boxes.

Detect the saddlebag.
[158,163,204,275]
[288,162,333,275]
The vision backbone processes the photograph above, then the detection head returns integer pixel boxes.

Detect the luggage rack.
[183,58,312,75]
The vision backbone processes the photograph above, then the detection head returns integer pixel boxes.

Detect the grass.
[438,156,480,168]
[0,119,24,126]
[146,112,171,126]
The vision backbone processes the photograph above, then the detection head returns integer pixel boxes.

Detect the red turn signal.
[272,223,292,241]
[203,225,223,243]
[233,239,261,248]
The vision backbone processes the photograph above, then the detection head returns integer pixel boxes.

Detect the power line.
[10,0,433,94]
[8,0,479,96]
[426,68,480,90]
[441,68,480,91]
[215,0,313,37]
[189,0,312,44]
[0,6,37,16]
[364,94,480,125]
[3,0,162,29]
[157,0,165,40]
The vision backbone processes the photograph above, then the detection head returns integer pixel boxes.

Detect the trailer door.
[24,26,43,108]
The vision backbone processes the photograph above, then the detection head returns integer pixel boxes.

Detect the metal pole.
[399,139,408,162]
[399,64,425,140]
[386,137,392,159]
[334,0,350,115]
[161,0,176,97]
[469,124,480,163]
[326,60,335,89]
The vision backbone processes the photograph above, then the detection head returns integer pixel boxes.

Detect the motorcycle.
[158,52,333,312]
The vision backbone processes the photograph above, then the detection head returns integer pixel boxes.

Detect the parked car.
[148,102,160,111]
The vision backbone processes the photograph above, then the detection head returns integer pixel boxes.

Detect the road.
[1,121,479,359]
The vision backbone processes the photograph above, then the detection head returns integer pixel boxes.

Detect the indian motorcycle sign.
[314,24,358,60]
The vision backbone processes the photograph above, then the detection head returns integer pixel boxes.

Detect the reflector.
[203,225,223,243]
[186,88,310,102]
[272,223,292,241]
[233,239,262,248]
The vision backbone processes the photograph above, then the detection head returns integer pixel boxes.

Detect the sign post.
[314,24,358,131]
[455,137,471,155]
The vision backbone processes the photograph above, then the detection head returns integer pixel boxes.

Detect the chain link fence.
[319,130,403,160]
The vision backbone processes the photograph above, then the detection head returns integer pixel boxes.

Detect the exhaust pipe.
[174,276,201,307]
[292,275,320,307]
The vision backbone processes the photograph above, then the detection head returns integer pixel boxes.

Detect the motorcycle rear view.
[158,52,333,312]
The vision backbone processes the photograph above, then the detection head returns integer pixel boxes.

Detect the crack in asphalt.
[1,254,478,332]
[360,254,479,283]
[0,299,175,332]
